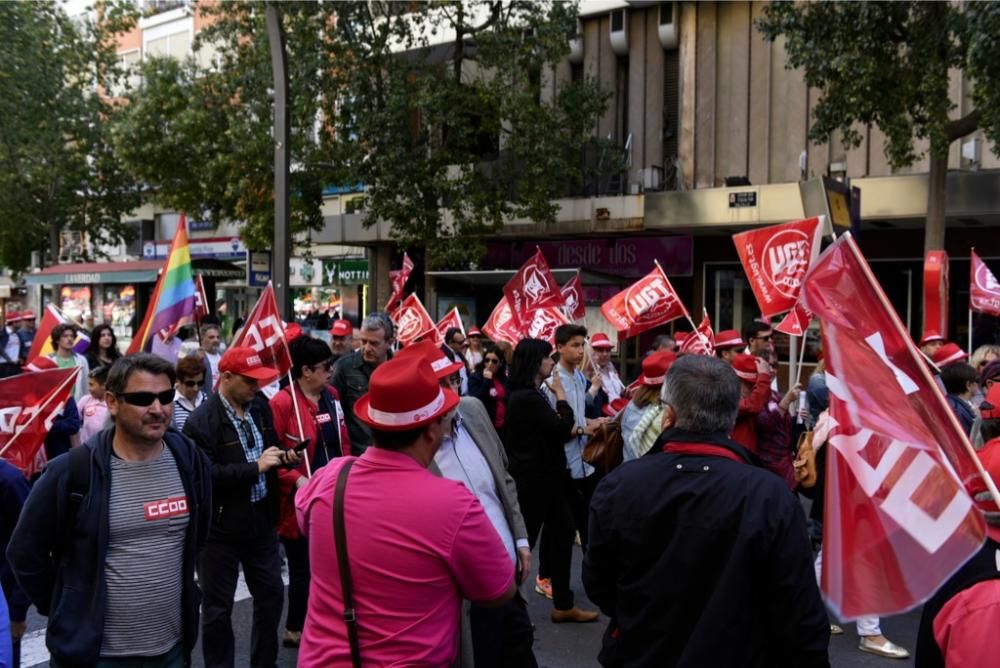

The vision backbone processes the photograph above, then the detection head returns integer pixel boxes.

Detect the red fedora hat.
[394,340,464,379]
[355,356,460,431]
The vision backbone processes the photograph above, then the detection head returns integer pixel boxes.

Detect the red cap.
[468,327,482,337]
[639,351,676,387]
[354,356,460,431]
[5,311,21,323]
[590,333,613,349]
[219,346,276,380]
[714,329,745,349]
[394,340,464,379]
[731,354,759,382]
[330,319,353,338]
[23,357,58,372]
[981,384,1000,420]
[285,322,304,342]
[21,310,34,320]
[919,331,945,346]
[932,342,968,366]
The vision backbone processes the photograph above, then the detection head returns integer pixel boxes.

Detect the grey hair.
[362,311,394,340]
[659,355,740,434]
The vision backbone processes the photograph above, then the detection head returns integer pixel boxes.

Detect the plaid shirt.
[220,393,267,503]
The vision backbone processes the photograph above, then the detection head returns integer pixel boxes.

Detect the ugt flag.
[385,252,415,313]
[525,307,570,346]
[775,301,813,337]
[229,284,293,385]
[0,367,79,473]
[600,265,688,340]
[503,249,564,327]
[802,233,986,620]
[733,216,823,319]
[970,249,1000,317]
[678,308,714,355]
[435,307,465,344]
[392,294,440,347]
[482,297,523,346]
[561,274,586,321]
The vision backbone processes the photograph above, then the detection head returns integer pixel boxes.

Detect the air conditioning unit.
[568,18,583,64]
[658,2,678,50]
[641,166,664,191]
[610,8,628,57]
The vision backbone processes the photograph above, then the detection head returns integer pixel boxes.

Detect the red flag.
[678,308,714,355]
[560,274,586,320]
[970,249,1000,317]
[775,301,813,337]
[435,307,465,343]
[503,249,564,327]
[802,233,986,619]
[482,297,523,346]
[194,274,210,322]
[733,216,823,319]
[385,252,414,312]
[392,294,440,347]
[26,304,64,363]
[600,265,689,339]
[525,307,570,346]
[0,367,79,474]
[229,284,292,385]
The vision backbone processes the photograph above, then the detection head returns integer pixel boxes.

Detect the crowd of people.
[1,304,999,667]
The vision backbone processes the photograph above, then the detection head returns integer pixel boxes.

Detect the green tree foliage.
[758,1,1000,251]
[0,0,141,271]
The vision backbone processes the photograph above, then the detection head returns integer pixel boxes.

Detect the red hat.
[674,332,689,345]
[932,342,969,366]
[919,331,945,346]
[602,396,630,417]
[394,340,463,379]
[590,333,613,349]
[219,346,277,380]
[468,327,482,337]
[981,384,1000,420]
[639,351,676,387]
[21,310,34,320]
[354,355,460,431]
[731,354,759,382]
[23,357,58,372]
[330,319,353,338]
[714,329,745,349]
[285,322,304,342]
[5,311,21,323]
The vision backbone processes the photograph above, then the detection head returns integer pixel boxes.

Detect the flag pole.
[796,330,809,385]
[654,260,710,350]
[968,309,973,355]
[287,373,312,479]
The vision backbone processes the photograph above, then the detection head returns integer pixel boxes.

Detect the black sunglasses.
[182,379,206,388]
[484,358,500,365]
[117,390,175,407]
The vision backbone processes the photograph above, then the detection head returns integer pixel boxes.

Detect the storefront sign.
[61,273,102,285]
[290,259,322,287]
[322,259,369,286]
[485,236,693,278]
[728,191,757,208]
[248,251,271,288]
[144,237,247,261]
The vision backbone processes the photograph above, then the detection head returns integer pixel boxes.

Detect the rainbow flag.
[127,216,197,354]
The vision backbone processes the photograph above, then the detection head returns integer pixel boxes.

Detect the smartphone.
[292,440,310,453]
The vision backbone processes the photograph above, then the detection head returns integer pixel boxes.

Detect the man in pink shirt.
[296,355,516,667]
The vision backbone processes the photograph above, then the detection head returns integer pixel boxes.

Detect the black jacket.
[583,428,830,668]
[467,372,508,427]
[331,350,381,454]
[7,428,211,667]
[183,392,280,541]
[503,388,576,479]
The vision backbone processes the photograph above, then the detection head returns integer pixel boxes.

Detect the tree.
[757,1,1000,252]
[0,0,141,271]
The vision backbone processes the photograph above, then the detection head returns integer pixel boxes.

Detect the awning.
[22,258,245,286]
[426,268,622,287]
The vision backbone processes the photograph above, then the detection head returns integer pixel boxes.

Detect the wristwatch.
[576,426,585,437]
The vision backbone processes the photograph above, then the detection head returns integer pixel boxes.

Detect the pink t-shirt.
[77,395,109,444]
[296,447,513,668]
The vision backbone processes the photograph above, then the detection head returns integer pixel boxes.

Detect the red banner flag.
[733,216,823,319]
[775,301,813,337]
[482,297,523,346]
[229,284,293,385]
[435,307,465,343]
[802,233,987,619]
[678,308,714,355]
[386,252,415,312]
[26,304,65,363]
[970,249,1000,317]
[503,249,564,327]
[525,307,570,346]
[392,294,440,347]
[194,274,210,322]
[600,265,689,340]
[561,274,586,321]
[0,367,79,474]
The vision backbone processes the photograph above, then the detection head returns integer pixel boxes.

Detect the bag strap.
[333,459,362,667]
[62,445,92,559]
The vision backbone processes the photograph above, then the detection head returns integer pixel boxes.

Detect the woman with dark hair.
[503,338,596,623]
[468,344,509,435]
[172,356,207,431]
[268,335,351,648]
[85,324,121,371]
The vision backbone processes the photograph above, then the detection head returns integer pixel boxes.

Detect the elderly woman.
[622,351,675,461]
[172,356,207,431]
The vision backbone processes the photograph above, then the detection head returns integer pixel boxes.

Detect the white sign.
[143,237,247,260]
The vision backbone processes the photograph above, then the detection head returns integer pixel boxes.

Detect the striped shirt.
[101,446,188,657]
[220,393,267,502]
[171,390,206,432]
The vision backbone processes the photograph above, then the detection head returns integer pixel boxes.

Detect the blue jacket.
[6,428,212,666]
[44,396,80,461]
[0,460,30,623]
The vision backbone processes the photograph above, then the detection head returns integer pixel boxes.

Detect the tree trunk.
[924,152,947,253]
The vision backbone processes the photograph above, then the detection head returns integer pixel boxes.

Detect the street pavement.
[22,543,920,667]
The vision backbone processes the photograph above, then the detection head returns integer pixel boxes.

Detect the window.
[146,30,191,60]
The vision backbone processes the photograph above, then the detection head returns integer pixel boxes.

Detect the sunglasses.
[182,379,206,388]
[117,390,175,407]
[484,358,500,365]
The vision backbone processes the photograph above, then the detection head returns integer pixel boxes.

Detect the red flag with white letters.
[600,265,689,339]
[561,274,586,321]
[435,307,465,343]
[970,249,1000,317]
[525,307,570,346]
[503,249,564,327]
[678,308,714,355]
[775,301,813,337]
[0,367,79,475]
[229,284,293,385]
[392,294,440,347]
[802,233,986,620]
[482,297,523,346]
[385,252,415,312]
[733,216,823,319]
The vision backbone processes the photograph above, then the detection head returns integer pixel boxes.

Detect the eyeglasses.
[117,390,175,407]
[182,379,206,388]
[484,358,500,365]
[309,360,333,372]
[754,334,773,342]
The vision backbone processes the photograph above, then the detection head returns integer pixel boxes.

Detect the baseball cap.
[218,346,275,380]
[330,319,353,338]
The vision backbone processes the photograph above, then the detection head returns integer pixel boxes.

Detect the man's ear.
[105,390,119,417]
[661,404,676,430]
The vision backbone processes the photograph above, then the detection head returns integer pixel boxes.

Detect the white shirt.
[597,363,625,402]
[205,351,222,381]
[2,327,19,363]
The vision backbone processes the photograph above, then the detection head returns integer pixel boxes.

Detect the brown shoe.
[551,606,599,624]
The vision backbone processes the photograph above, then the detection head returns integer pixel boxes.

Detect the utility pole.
[265,3,291,319]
